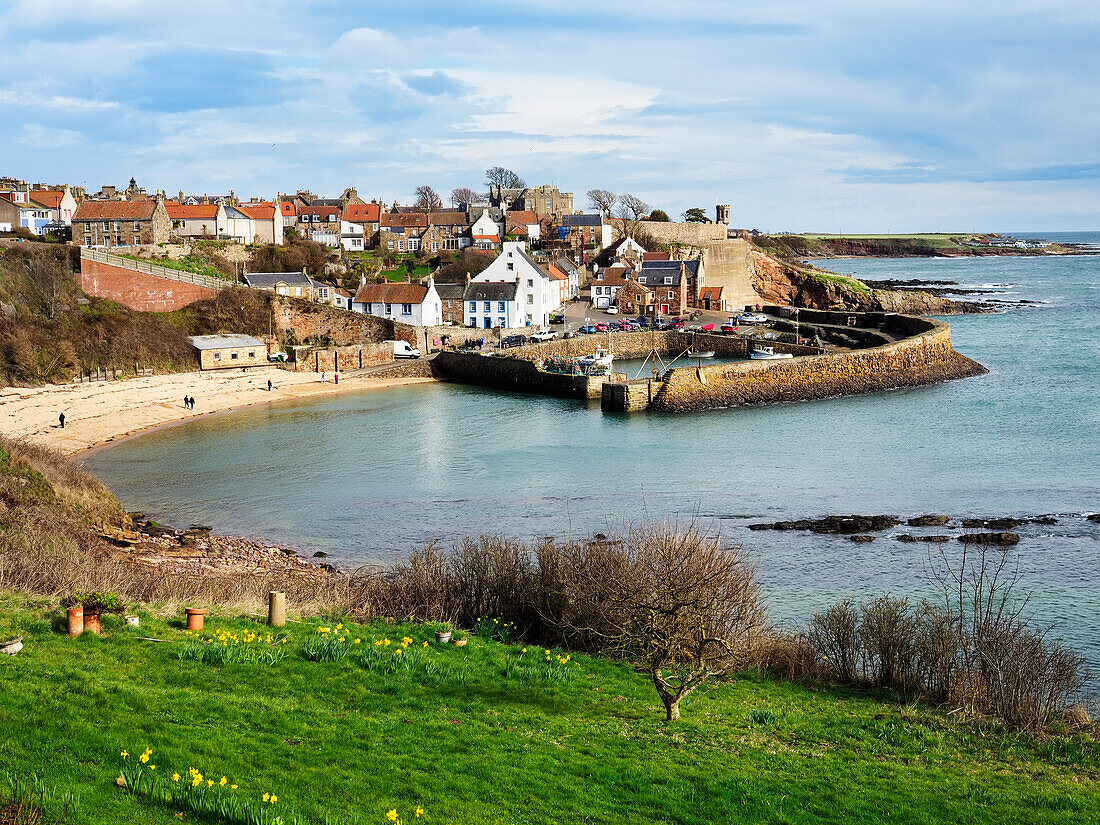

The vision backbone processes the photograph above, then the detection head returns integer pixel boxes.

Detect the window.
[431,242,438,252]
[113,221,120,230]
[387,241,395,250]
[401,303,412,315]
[446,300,452,308]
[498,301,505,311]
[506,262,513,271]
[444,238,458,250]
[133,221,140,231]
[248,351,256,358]
[664,276,673,285]
[408,239,420,250]
[595,272,603,281]
[115,235,123,245]
[231,352,239,360]
[134,235,141,244]
[483,302,491,312]
[526,294,533,304]
[668,290,674,299]
[398,241,405,252]
[102,221,109,231]
[214,352,221,361]
[526,279,533,288]
[84,235,91,246]
[385,303,392,314]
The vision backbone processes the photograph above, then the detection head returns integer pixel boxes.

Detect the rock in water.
[907,515,950,527]
[958,532,1021,546]
[849,535,875,542]
[962,517,1025,530]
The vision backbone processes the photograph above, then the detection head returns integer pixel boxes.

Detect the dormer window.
[664,276,673,285]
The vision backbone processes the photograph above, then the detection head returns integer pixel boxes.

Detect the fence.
[71,365,155,383]
[79,247,232,291]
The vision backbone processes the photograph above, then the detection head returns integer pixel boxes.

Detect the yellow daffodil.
[375,639,384,646]
[220,777,227,786]
[354,638,361,644]
[172,773,180,782]
[207,779,214,787]
[386,810,399,822]
[192,777,203,787]
[339,637,346,642]
[336,623,343,630]
[120,750,129,758]
[231,784,238,790]
[139,753,150,764]
[149,765,156,771]
[383,639,391,646]
[270,794,278,803]
[416,805,424,818]
[422,641,429,647]
[394,648,403,655]
[521,648,527,653]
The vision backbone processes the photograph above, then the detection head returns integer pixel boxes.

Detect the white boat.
[737,312,770,325]
[749,346,793,360]
[687,349,715,358]
[577,347,613,368]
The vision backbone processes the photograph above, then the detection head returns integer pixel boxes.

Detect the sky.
[2,0,1098,232]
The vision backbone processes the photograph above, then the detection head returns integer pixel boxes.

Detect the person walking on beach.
[267,379,273,392]
[58,412,65,429]
[183,395,189,409]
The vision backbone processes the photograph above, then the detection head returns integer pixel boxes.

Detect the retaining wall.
[283,343,393,373]
[78,254,221,312]
[650,318,986,413]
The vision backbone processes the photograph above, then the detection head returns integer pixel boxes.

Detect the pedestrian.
[183,395,189,409]
[334,372,339,384]
[190,396,196,412]
[321,371,326,383]
[58,412,65,429]
[267,379,273,392]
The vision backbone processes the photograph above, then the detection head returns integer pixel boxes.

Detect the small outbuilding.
[188,334,266,370]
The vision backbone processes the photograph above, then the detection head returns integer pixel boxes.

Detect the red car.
[669,318,685,330]
[700,323,715,332]
[595,322,609,333]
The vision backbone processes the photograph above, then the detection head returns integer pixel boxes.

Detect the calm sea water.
[88,239,1100,669]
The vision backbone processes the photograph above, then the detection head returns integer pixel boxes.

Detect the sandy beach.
[0,365,437,457]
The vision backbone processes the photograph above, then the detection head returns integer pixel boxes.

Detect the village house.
[167,203,226,239]
[614,279,655,316]
[72,198,171,247]
[471,241,563,327]
[0,195,55,236]
[189,334,267,370]
[637,259,704,316]
[590,259,642,309]
[280,201,297,233]
[29,186,78,226]
[489,184,573,217]
[342,202,382,242]
[469,207,504,250]
[352,279,443,326]
[237,202,284,245]
[426,211,471,250]
[297,205,341,236]
[698,286,729,312]
[244,271,317,299]
[552,256,582,300]
[380,213,428,252]
[463,281,521,329]
[559,213,613,257]
[312,219,364,250]
[433,281,467,325]
[594,235,646,267]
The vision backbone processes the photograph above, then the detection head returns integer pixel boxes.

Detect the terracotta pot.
[83,610,102,635]
[185,608,207,632]
[453,638,467,647]
[67,607,84,637]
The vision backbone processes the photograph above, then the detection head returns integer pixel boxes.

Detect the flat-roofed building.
[188,334,267,370]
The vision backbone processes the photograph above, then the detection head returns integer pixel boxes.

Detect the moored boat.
[749,346,793,360]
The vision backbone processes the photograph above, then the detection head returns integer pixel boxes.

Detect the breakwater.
[432,313,985,413]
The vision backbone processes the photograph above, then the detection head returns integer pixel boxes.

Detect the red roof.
[344,202,381,223]
[280,202,296,216]
[237,203,276,220]
[353,282,429,304]
[547,263,567,281]
[72,200,159,221]
[642,251,671,261]
[507,210,537,224]
[473,234,500,242]
[427,211,468,226]
[167,204,220,220]
[298,205,340,219]
[30,190,64,208]
[699,286,723,300]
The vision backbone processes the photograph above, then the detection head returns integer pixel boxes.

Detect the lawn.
[1,593,1097,825]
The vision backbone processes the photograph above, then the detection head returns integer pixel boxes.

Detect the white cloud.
[19,123,82,147]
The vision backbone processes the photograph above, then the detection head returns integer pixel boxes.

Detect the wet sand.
[0,366,437,457]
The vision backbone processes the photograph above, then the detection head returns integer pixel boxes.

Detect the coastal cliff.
[749,249,984,315]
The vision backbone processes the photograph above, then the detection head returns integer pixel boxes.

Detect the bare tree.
[610,193,650,241]
[450,187,480,208]
[485,167,525,190]
[414,185,442,214]
[546,524,766,721]
[23,254,69,320]
[586,189,616,217]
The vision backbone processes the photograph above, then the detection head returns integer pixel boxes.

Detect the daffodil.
[120,750,129,758]
[220,777,227,786]
[192,776,203,787]
[172,773,180,782]
[422,641,429,647]
[355,638,361,644]
[139,753,150,764]
[149,764,156,771]
[416,805,424,818]
[270,794,278,803]
[375,639,384,646]
[207,779,215,787]
[231,784,238,790]
[386,810,399,822]
[383,639,391,646]
[263,793,270,802]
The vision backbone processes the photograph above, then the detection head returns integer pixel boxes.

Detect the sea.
[87,233,1100,674]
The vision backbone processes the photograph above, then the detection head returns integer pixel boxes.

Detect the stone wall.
[283,342,393,373]
[78,256,219,312]
[643,222,730,248]
[650,319,986,413]
[272,298,417,348]
[433,351,611,399]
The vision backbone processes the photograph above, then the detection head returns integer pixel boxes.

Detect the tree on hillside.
[546,525,766,721]
[414,185,443,214]
[683,207,708,223]
[450,187,481,207]
[610,193,650,241]
[586,189,616,217]
[485,167,525,190]
[647,208,670,222]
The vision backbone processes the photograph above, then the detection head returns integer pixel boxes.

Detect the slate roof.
[433,282,467,301]
[562,213,602,227]
[244,271,315,289]
[353,282,429,304]
[463,282,517,302]
[188,334,265,351]
[72,200,159,221]
[427,211,469,226]
[642,259,700,277]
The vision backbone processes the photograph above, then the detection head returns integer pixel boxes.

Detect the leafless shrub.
[808,598,861,684]
[858,595,922,698]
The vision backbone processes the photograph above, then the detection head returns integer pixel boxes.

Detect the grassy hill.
[2,596,1099,825]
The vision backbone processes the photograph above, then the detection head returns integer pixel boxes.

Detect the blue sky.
[2,0,1098,231]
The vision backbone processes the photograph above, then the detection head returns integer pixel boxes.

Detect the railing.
[80,247,233,291]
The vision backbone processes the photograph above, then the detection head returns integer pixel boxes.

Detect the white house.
[463,281,522,329]
[238,202,283,245]
[167,203,227,239]
[313,220,364,251]
[470,208,504,250]
[223,205,256,244]
[472,241,563,327]
[352,279,443,327]
[30,187,78,226]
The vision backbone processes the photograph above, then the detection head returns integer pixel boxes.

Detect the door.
[661,304,669,315]
[483,318,492,329]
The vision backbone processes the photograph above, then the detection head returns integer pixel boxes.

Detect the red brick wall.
[78,258,219,312]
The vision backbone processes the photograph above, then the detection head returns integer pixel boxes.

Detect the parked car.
[720,323,738,334]
[606,306,619,315]
[548,312,565,325]
[595,322,609,333]
[653,319,670,331]
[576,324,596,334]
[669,318,685,330]
[530,329,560,342]
[500,334,529,348]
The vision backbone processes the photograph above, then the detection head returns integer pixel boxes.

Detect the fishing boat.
[737,312,770,325]
[687,349,715,358]
[577,347,613,369]
[749,346,793,360]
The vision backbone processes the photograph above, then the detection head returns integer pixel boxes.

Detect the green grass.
[117,253,234,282]
[380,266,431,282]
[1,592,1098,824]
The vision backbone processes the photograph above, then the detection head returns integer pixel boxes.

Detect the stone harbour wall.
[433,351,612,399]
[283,343,393,373]
[650,318,987,413]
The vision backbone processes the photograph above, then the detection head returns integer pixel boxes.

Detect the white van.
[385,339,422,359]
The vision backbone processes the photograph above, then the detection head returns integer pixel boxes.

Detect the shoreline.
[0,365,440,459]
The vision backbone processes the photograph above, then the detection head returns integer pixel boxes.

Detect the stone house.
[380,213,427,252]
[434,281,467,324]
[637,259,704,316]
[72,198,171,247]
[237,202,284,245]
[615,279,655,316]
[244,271,317,299]
[189,334,266,370]
[698,286,728,312]
[342,202,381,241]
[297,205,341,235]
[489,184,573,216]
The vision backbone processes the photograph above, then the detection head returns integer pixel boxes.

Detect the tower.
[716,204,731,225]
